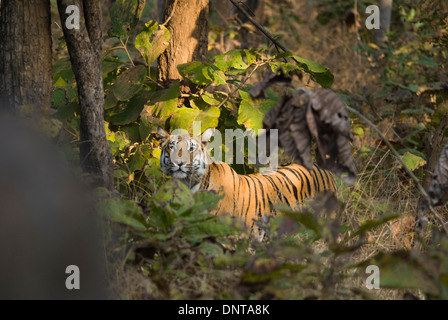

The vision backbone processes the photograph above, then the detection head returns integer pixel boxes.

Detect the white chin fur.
[172,171,188,179]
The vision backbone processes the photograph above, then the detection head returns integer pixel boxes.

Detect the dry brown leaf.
[262,87,356,184]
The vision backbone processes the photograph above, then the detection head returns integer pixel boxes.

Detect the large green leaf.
[109,91,152,125]
[170,106,220,131]
[144,80,180,118]
[237,90,276,132]
[101,198,147,231]
[110,65,147,101]
[52,57,74,83]
[270,52,334,88]
[109,0,145,38]
[400,152,426,171]
[135,20,170,66]
[293,55,334,88]
[215,49,249,71]
[51,88,68,109]
[102,57,125,74]
[177,62,226,86]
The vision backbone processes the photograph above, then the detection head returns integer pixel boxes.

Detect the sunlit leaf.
[135,20,170,66]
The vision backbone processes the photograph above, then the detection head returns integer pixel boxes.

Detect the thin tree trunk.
[374,0,392,45]
[422,112,448,190]
[0,0,52,111]
[157,0,165,23]
[158,0,209,86]
[57,0,114,190]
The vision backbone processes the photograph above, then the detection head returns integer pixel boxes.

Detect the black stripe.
[269,174,293,207]
[231,168,237,214]
[201,168,211,190]
[314,166,328,190]
[282,168,304,201]
[264,175,282,202]
[253,176,267,216]
[295,166,313,198]
[248,177,259,219]
[242,176,251,223]
[277,170,299,202]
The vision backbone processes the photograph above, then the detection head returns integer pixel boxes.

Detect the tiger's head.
[157,127,215,191]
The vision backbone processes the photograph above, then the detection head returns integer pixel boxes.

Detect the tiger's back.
[200,162,336,227]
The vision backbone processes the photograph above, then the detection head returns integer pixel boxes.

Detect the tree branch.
[346,105,448,234]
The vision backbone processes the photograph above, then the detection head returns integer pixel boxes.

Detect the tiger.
[157,127,336,229]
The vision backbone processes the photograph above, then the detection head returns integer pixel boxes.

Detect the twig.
[228,0,302,66]
[216,63,261,109]
[119,38,135,66]
[346,105,448,235]
[160,0,179,27]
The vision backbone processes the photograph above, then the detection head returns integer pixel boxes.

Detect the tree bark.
[158,0,209,86]
[422,112,448,190]
[0,0,52,111]
[374,0,392,45]
[57,0,114,190]
[157,0,165,23]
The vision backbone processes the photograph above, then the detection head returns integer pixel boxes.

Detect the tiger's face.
[158,127,215,190]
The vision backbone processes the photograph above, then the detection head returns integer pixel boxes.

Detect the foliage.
[102,181,405,299]
[46,0,448,300]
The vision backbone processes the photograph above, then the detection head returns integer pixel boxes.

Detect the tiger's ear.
[157,127,170,143]
[201,128,215,146]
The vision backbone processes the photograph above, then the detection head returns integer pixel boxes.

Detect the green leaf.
[102,57,125,74]
[101,198,147,231]
[109,91,152,125]
[214,49,249,71]
[170,106,220,131]
[128,144,151,172]
[293,55,334,88]
[52,88,68,109]
[177,62,226,86]
[244,48,262,65]
[237,91,276,131]
[135,20,170,66]
[144,80,180,118]
[351,214,400,238]
[400,152,426,171]
[269,61,302,75]
[52,58,74,83]
[110,65,147,101]
[109,0,145,38]
[201,92,227,106]
[281,209,322,238]
[53,102,78,121]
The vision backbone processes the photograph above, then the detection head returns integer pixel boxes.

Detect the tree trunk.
[158,0,209,86]
[57,0,114,190]
[422,112,448,190]
[0,0,52,111]
[157,0,165,23]
[374,0,392,45]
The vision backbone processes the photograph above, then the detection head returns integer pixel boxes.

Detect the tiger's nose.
[176,160,184,166]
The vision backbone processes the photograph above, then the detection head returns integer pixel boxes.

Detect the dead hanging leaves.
[427,141,448,206]
[255,85,356,185]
